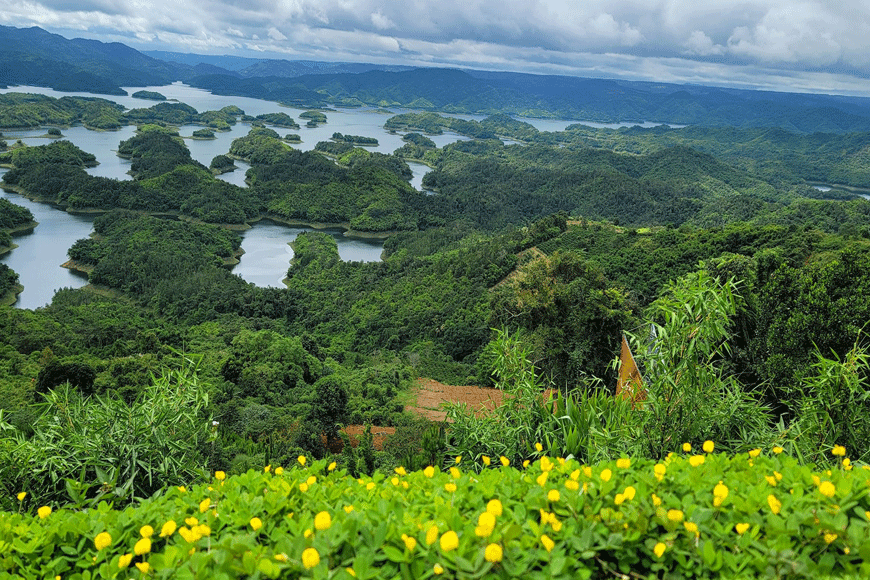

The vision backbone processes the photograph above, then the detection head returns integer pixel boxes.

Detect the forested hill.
[0,25,191,94]
[189,68,870,133]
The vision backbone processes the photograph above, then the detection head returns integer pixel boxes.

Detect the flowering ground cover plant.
[3,446,869,579]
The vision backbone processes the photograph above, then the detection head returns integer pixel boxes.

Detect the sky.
[2,0,870,96]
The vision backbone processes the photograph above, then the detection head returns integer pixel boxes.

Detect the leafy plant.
[0,355,214,510]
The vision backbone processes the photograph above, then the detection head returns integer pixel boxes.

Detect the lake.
[0,82,627,307]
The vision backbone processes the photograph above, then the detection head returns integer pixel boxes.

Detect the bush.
[3,449,869,578]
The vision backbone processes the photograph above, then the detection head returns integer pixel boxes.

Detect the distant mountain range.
[2,25,870,132]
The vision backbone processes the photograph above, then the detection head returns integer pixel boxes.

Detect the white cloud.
[370,11,394,30]
[2,0,870,95]
[682,30,724,56]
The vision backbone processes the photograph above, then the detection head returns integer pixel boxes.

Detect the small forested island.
[300,109,327,126]
[131,90,167,101]
[191,128,215,139]
[255,112,300,129]
[331,132,378,146]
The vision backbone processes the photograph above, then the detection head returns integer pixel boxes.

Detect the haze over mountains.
[2,24,870,132]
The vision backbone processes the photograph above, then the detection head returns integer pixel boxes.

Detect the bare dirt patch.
[403,378,506,422]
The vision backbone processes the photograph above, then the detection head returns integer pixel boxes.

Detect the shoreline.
[3,182,401,240]
[0,283,24,307]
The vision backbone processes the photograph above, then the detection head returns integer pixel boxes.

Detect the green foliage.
[627,270,773,457]
[0,93,125,129]
[784,339,870,465]
[446,330,560,466]
[488,250,632,385]
[4,453,870,579]
[0,356,213,509]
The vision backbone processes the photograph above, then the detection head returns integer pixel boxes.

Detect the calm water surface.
[1,171,94,309]
[234,221,384,288]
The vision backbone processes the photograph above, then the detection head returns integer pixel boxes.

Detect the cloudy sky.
[2,0,870,96]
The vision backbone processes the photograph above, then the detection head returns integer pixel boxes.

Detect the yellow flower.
[540,456,554,472]
[391,477,399,486]
[600,468,612,482]
[185,517,198,527]
[140,525,154,538]
[455,456,462,464]
[344,505,354,513]
[264,464,271,473]
[298,455,306,466]
[824,532,838,544]
[682,443,691,452]
[314,511,332,531]
[199,498,211,513]
[735,523,750,535]
[134,562,149,574]
[304,529,313,538]
[689,455,705,467]
[500,456,510,467]
[523,460,530,468]
[426,525,439,545]
[16,492,26,501]
[547,489,560,502]
[565,480,580,491]
[842,458,851,469]
[134,537,151,556]
[684,522,699,535]
[774,471,782,481]
[540,534,555,552]
[667,509,684,523]
[440,531,459,552]
[550,518,562,532]
[38,506,52,519]
[749,448,761,458]
[433,564,444,575]
[582,466,592,478]
[624,486,636,500]
[94,532,112,551]
[772,446,783,454]
[307,475,317,485]
[302,547,320,569]
[196,524,211,537]
[767,494,782,515]
[444,483,457,493]
[616,457,631,469]
[485,543,503,563]
[535,443,543,452]
[702,440,714,453]
[118,553,133,569]
[449,467,461,479]
[653,463,666,481]
[614,493,625,506]
[364,482,374,491]
[395,466,407,476]
[832,445,846,457]
[476,512,496,537]
[819,481,836,498]
[402,534,417,552]
[713,482,729,501]
[274,553,288,562]
[536,472,549,487]
[345,567,356,576]
[424,466,435,478]
[250,517,263,531]
[653,542,666,558]
[300,483,310,493]
[328,462,337,471]
[274,467,284,476]
[765,475,778,486]
[482,456,491,466]
[652,494,662,506]
[215,471,226,481]
[487,499,503,516]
